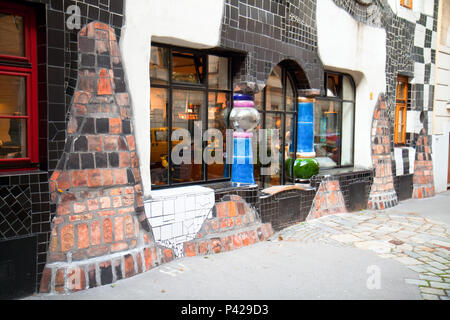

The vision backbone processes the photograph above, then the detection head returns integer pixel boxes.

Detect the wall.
[432,0,450,192]
[316,0,386,169]
[120,0,224,198]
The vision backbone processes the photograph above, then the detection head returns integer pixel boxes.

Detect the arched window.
[254,65,297,188]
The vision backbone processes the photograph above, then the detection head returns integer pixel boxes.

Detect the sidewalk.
[25,191,449,300]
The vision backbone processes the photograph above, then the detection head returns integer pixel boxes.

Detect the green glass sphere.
[285,157,295,178]
[293,158,319,180]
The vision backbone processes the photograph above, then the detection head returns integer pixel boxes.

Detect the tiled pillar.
[367,94,398,210]
[40,22,173,294]
[412,128,435,198]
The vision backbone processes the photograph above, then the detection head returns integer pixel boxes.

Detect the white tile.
[424,48,431,64]
[160,224,172,241]
[414,25,426,48]
[163,199,175,215]
[426,16,433,30]
[150,200,163,217]
[174,196,186,214]
[149,215,163,228]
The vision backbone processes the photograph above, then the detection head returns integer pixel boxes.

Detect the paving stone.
[440,296,450,300]
[403,250,421,259]
[395,256,423,266]
[404,278,429,286]
[419,274,443,282]
[424,265,446,274]
[421,293,439,300]
[330,234,361,243]
[420,287,446,295]
[428,261,448,270]
[407,265,428,273]
[429,282,450,290]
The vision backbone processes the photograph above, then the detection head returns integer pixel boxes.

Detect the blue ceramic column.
[229,93,260,185]
[297,97,316,158]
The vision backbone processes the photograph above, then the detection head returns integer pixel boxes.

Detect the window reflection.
[172,51,203,84]
[0,13,25,57]
[150,46,169,85]
[150,88,168,185]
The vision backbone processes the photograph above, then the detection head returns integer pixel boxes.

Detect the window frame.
[0,1,38,169]
[394,75,408,145]
[150,43,233,188]
[314,71,356,169]
[256,66,298,188]
[400,0,413,9]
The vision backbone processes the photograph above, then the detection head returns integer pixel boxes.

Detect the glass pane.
[172,51,204,84]
[314,100,341,168]
[0,14,25,57]
[342,75,354,101]
[0,118,27,159]
[207,92,229,180]
[0,74,27,115]
[253,122,262,187]
[285,114,296,183]
[327,74,340,97]
[264,113,282,187]
[150,88,168,186]
[266,66,283,111]
[286,78,295,112]
[397,108,403,135]
[341,102,354,166]
[172,89,204,183]
[150,46,169,85]
[254,91,263,110]
[208,55,229,90]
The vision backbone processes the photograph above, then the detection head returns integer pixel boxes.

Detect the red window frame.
[0,1,38,169]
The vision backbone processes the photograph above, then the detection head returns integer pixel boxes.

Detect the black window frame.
[315,71,356,169]
[150,43,233,189]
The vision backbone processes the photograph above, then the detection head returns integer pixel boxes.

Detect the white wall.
[316,0,387,169]
[432,123,449,193]
[120,0,224,198]
[387,0,434,22]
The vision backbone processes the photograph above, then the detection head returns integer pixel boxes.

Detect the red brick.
[226,218,234,228]
[91,221,101,246]
[126,135,135,151]
[131,152,139,168]
[87,199,99,211]
[119,152,130,167]
[73,202,87,214]
[104,136,119,151]
[103,218,113,243]
[136,253,143,274]
[73,91,91,104]
[232,234,242,249]
[97,69,112,95]
[237,201,248,215]
[240,232,250,246]
[86,245,108,258]
[248,230,257,244]
[111,242,128,252]
[163,249,174,262]
[211,238,222,253]
[101,169,113,186]
[109,118,122,134]
[122,194,134,207]
[61,224,74,252]
[57,200,71,216]
[87,169,102,187]
[118,207,134,215]
[40,268,52,293]
[99,196,110,209]
[198,241,209,255]
[220,218,227,229]
[221,236,233,251]
[227,201,237,217]
[67,267,86,292]
[98,210,116,217]
[77,223,89,249]
[55,268,65,293]
[216,202,227,218]
[71,170,87,187]
[125,215,134,238]
[143,247,153,270]
[116,93,129,107]
[114,216,124,241]
[112,196,122,208]
[114,169,127,185]
[184,242,196,257]
[57,171,71,190]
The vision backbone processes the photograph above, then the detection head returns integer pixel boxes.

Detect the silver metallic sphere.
[229,107,261,132]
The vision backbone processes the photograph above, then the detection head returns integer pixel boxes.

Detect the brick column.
[40,22,173,294]
[412,128,435,198]
[367,94,398,210]
[306,178,347,220]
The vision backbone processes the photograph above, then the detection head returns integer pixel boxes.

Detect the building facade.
[0,0,444,297]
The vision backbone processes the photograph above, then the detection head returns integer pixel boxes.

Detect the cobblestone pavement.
[274,210,450,300]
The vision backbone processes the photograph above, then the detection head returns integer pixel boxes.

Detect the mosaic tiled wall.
[0,0,125,293]
[220,0,324,92]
